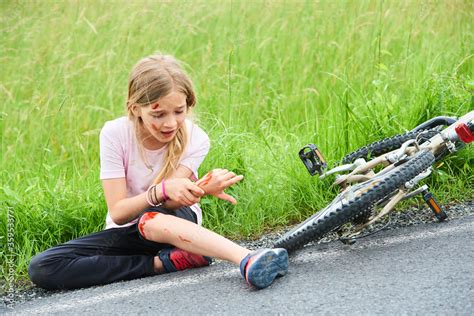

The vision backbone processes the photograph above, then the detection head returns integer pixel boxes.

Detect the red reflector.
[455,123,474,143]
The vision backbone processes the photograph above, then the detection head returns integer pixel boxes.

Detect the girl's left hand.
[195,169,243,205]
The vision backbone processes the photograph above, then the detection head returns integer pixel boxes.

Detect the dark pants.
[28,206,197,290]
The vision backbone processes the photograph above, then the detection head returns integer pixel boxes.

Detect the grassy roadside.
[1,0,473,285]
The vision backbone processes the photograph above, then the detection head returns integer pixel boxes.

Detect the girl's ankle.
[153,256,166,274]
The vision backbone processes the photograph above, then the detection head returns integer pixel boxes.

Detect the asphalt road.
[6,215,474,315]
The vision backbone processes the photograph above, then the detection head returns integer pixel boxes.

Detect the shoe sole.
[246,249,288,289]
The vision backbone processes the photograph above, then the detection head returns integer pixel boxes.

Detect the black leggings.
[28,206,197,290]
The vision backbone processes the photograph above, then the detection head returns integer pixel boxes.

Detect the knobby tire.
[341,129,438,164]
[274,150,435,252]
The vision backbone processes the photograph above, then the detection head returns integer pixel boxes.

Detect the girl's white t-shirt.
[99,116,210,229]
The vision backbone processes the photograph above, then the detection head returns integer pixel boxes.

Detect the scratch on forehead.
[151,102,160,110]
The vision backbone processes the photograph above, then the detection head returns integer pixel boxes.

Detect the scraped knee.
[138,212,171,242]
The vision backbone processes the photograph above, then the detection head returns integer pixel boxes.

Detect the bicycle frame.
[318,111,474,240]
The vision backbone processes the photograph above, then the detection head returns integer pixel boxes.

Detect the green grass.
[1,0,473,285]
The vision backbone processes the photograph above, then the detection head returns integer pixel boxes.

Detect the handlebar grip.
[455,122,474,143]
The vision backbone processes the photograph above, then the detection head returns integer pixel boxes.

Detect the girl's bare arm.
[102,166,204,225]
[102,167,242,225]
[102,178,148,225]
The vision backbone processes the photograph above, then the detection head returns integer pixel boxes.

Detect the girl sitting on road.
[28,53,288,291]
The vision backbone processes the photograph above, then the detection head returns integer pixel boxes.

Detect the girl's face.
[136,91,187,149]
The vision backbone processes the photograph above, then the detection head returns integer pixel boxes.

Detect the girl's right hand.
[164,178,205,206]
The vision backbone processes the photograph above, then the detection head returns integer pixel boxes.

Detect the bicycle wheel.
[274,150,435,252]
[342,129,438,164]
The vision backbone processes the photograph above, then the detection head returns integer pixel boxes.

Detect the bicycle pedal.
[422,190,448,222]
[299,144,327,176]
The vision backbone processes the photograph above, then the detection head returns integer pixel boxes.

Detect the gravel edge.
[2,200,473,309]
[237,200,474,249]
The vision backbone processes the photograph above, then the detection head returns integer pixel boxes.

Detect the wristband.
[161,180,169,201]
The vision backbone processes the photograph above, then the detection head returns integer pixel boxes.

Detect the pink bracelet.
[161,180,169,201]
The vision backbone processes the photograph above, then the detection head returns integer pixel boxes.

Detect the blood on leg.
[179,235,192,243]
[138,212,160,240]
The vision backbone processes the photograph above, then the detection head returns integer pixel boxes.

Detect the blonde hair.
[126,54,196,184]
